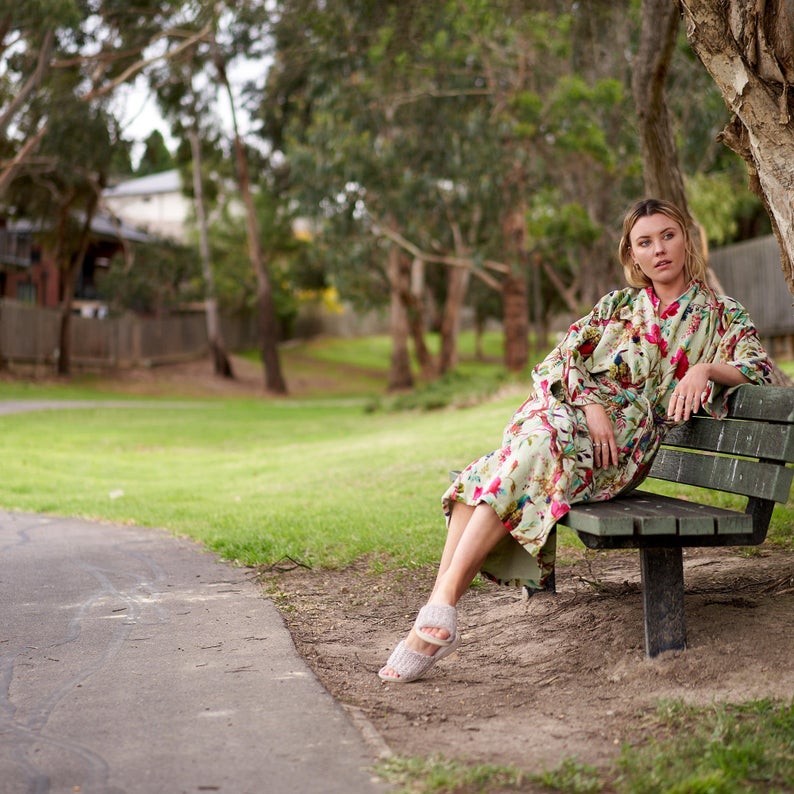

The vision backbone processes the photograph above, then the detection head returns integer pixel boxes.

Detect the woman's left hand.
[583,403,618,468]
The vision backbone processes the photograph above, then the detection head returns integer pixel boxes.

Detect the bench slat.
[727,384,794,424]
[663,417,794,462]
[623,493,716,536]
[562,490,754,538]
[559,500,634,536]
[648,448,794,503]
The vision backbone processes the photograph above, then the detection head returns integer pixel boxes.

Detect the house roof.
[103,169,182,198]
[7,213,153,244]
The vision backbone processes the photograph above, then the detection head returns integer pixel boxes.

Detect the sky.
[111,57,267,167]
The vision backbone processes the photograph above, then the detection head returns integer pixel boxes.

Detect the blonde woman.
[379,198,772,683]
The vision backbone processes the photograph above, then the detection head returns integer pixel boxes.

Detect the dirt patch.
[257,546,794,774]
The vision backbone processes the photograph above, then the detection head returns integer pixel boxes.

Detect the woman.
[379,197,772,683]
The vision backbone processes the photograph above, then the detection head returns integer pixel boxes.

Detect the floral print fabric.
[442,280,772,589]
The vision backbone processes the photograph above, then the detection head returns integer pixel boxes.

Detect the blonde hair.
[618,198,707,289]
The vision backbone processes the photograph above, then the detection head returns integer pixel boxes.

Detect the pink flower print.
[550,499,569,519]
[644,324,668,356]
[485,477,502,496]
[671,347,689,380]
[472,486,483,501]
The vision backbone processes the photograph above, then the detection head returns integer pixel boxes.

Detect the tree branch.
[367,211,508,293]
[79,24,212,102]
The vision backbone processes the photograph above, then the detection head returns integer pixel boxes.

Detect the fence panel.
[0,301,218,371]
[710,235,793,337]
[0,300,60,366]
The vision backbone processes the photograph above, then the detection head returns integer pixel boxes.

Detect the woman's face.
[629,213,688,294]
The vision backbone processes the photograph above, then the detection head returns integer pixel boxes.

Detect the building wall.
[1,257,60,307]
[102,192,189,242]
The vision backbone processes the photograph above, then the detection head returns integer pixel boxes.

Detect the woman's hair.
[618,198,707,289]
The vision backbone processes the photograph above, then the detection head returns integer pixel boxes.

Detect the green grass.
[0,386,527,568]
[614,699,794,794]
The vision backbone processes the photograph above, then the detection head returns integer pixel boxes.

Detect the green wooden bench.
[556,384,794,657]
[452,385,794,658]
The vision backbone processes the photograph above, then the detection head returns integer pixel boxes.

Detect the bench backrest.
[649,385,794,504]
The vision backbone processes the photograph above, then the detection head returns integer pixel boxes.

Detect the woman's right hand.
[583,403,618,468]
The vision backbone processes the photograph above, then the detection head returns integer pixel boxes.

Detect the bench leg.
[639,547,686,657]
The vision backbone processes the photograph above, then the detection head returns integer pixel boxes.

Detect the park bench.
[556,383,794,657]
[453,384,794,658]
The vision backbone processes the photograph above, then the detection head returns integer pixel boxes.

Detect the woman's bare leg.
[380,502,507,678]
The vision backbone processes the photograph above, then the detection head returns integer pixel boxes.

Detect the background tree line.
[1,0,791,391]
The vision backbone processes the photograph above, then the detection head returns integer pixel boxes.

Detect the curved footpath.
[0,401,390,793]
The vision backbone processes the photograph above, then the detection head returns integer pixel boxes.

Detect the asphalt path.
[0,400,390,793]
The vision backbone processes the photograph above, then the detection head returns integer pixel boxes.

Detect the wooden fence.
[0,300,258,373]
[710,235,794,359]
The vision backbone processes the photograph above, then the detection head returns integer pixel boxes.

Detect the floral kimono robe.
[442,280,772,589]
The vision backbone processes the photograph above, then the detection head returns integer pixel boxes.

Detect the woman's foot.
[414,603,457,646]
[378,603,458,681]
[378,628,460,682]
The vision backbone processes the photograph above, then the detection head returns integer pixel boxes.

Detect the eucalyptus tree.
[680,0,794,297]
[1,0,214,374]
[0,1,75,193]
[262,1,640,384]
[149,44,236,379]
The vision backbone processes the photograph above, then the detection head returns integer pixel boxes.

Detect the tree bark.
[212,39,287,394]
[439,263,470,375]
[633,0,689,206]
[57,187,99,376]
[188,123,234,379]
[502,271,529,372]
[681,0,794,294]
[386,245,414,390]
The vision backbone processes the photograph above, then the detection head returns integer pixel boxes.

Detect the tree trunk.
[213,41,286,394]
[634,0,723,290]
[439,263,470,375]
[386,245,414,391]
[681,0,794,294]
[405,257,437,380]
[188,123,234,379]
[58,189,98,376]
[502,271,529,372]
[633,0,688,206]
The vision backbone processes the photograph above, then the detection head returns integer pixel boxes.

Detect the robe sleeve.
[702,298,773,418]
[532,290,625,406]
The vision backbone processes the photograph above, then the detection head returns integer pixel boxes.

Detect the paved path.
[0,509,390,794]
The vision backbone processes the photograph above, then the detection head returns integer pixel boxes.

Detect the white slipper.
[378,634,461,683]
[413,603,457,647]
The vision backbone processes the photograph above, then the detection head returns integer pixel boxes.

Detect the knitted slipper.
[377,634,461,683]
[414,603,457,646]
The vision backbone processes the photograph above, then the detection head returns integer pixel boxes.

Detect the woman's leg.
[427,502,508,609]
[380,502,507,677]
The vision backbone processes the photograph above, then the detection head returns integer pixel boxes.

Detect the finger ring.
[677,395,686,400]
[600,442,608,446]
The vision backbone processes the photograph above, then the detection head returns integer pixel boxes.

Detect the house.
[102,169,191,243]
[0,213,151,312]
